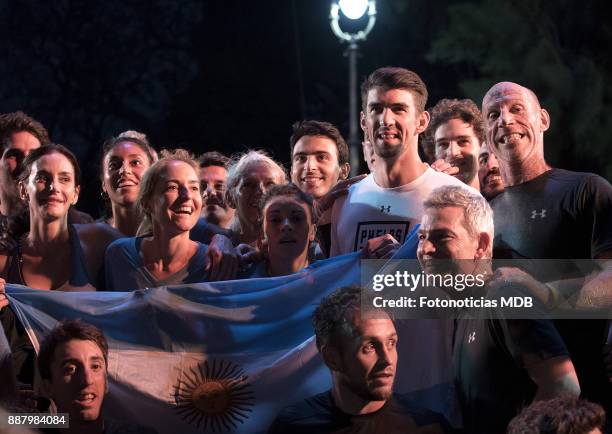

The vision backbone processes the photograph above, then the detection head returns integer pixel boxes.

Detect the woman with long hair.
[0,144,120,291]
[0,143,121,384]
[105,149,209,290]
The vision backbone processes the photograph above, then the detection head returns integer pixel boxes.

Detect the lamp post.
[329,0,376,175]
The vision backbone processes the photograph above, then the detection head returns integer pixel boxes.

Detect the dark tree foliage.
[0,0,203,212]
[427,0,612,180]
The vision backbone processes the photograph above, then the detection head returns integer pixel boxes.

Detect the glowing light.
[339,0,369,20]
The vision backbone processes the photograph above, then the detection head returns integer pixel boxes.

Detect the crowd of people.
[0,65,611,433]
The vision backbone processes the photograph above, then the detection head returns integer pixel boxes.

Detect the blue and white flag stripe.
[5,228,425,433]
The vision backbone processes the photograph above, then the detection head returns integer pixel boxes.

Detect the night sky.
[1,0,609,216]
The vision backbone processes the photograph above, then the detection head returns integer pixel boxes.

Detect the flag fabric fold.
[4,228,424,433]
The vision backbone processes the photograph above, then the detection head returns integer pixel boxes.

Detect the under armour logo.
[380,205,391,214]
[531,209,547,219]
[468,331,476,343]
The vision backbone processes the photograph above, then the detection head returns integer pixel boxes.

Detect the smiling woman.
[104,149,210,291]
[99,132,158,236]
[0,143,122,384]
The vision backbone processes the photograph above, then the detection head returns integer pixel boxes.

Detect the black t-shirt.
[454,309,568,434]
[268,391,449,434]
[491,168,612,262]
[490,168,612,411]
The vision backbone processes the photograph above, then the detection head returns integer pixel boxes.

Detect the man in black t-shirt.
[417,186,579,434]
[482,82,612,412]
[269,285,448,434]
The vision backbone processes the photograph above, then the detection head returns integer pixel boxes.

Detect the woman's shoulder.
[75,222,123,248]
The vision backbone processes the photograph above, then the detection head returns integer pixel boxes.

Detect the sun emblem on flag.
[173,359,255,431]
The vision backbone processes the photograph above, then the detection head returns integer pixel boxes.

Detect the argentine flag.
[4,229,422,433]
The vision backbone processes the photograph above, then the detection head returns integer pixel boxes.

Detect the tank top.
[4,224,97,291]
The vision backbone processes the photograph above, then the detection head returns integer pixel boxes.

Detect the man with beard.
[268,285,448,434]
[197,151,234,229]
[482,82,612,412]
[427,98,483,191]
[330,67,479,257]
[477,141,504,200]
[417,185,579,434]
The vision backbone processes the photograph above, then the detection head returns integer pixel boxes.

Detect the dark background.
[1,0,610,217]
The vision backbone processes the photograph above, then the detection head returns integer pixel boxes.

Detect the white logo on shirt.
[468,331,476,343]
[531,209,547,219]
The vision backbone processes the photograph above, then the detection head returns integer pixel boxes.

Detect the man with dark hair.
[289,120,350,200]
[197,151,234,229]
[269,286,448,433]
[38,319,155,434]
[507,396,605,434]
[290,120,353,258]
[330,67,479,256]
[477,141,504,200]
[482,81,612,412]
[426,98,484,190]
[0,111,49,218]
[329,67,481,422]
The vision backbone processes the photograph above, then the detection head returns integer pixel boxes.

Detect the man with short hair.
[38,319,156,434]
[426,98,484,191]
[197,151,234,229]
[269,285,447,433]
[0,111,49,217]
[290,120,350,200]
[417,185,580,433]
[330,67,479,256]
[329,68,480,420]
[477,141,504,200]
[482,81,612,411]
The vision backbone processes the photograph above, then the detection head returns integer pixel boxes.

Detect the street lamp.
[330,0,376,175]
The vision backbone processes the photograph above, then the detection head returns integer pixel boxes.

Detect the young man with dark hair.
[38,319,156,434]
[0,111,50,218]
[330,67,479,256]
[289,120,354,258]
[269,286,448,434]
[329,68,481,422]
[197,151,234,229]
[425,98,484,190]
[289,120,350,200]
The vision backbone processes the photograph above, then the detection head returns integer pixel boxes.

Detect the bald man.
[482,81,612,414]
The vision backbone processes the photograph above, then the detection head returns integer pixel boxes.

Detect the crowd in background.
[0,66,611,433]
